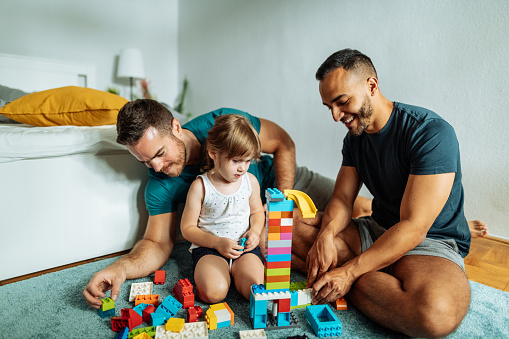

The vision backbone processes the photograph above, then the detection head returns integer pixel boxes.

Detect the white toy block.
[239,329,267,339]
[156,321,209,339]
[297,288,313,306]
[214,308,231,323]
[280,218,293,226]
[129,282,153,302]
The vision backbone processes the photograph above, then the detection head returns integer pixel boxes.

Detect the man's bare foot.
[469,220,488,238]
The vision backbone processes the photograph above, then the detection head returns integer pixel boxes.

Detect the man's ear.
[172,118,181,135]
[367,77,378,96]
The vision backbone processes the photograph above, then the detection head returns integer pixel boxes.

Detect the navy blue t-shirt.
[342,102,471,257]
[144,107,276,215]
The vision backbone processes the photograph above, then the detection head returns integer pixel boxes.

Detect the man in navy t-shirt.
[292,49,471,337]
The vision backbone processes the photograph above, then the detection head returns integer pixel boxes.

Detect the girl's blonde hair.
[202,114,261,171]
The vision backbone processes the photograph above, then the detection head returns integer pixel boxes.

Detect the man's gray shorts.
[354,216,466,271]
[293,166,335,212]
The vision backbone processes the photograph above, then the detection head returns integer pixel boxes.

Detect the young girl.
[180,114,265,303]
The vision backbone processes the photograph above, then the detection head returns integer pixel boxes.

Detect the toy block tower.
[250,188,317,330]
[264,188,293,291]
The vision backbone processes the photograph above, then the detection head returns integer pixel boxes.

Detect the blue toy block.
[265,254,292,262]
[277,312,291,327]
[250,290,268,317]
[266,188,285,202]
[290,291,298,307]
[267,201,294,212]
[305,305,342,337]
[216,319,231,329]
[115,327,129,339]
[252,314,267,329]
[252,284,290,295]
[238,237,247,251]
[151,311,166,326]
[133,303,149,316]
[98,308,115,318]
[156,294,182,320]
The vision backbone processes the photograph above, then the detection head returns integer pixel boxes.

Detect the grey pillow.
[0,85,30,123]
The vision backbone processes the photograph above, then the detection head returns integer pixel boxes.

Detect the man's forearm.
[112,238,173,280]
[273,145,296,191]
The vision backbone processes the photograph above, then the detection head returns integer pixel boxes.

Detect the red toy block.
[111,316,129,332]
[121,308,143,330]
[154,270,166,285]
[135,294,159,306]
[278,298,291,313]
[143,304,156,323]
[187,305,203,323]
[173,278,195,308]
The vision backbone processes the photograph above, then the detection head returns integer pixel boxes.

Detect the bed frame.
[0,54,148,281]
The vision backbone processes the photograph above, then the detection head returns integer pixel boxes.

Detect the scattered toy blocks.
[143,304,156,323]
[155,294,182,321]
[305,305,342,337]
[154,270,166,285]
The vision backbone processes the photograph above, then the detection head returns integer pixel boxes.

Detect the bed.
[0,54,149,281]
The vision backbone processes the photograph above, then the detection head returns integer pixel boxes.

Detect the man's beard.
[349,95,373,136]
[162,137,187,177]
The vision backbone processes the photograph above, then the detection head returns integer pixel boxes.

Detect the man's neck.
[367,95,394,134]
[181,128,202,165]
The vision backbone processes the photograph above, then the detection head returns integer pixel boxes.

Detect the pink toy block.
[154,270,166,285]
[267,247,292,255]
[280,233,292,240]
[173,278,195,308]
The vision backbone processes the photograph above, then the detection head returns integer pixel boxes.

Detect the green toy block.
[100,297,115,311]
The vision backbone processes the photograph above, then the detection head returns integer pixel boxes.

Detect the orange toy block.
[335,297,348,310]
[154,270,166,284]
[135,294,159,306]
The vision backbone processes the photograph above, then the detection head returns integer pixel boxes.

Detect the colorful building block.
[166,318,185,332]
[132,333,152,339]
[239,329,267,339]
[111,316,129,332]
[305,305,342,337]
[155,294,182,321]
[115,327,129,339]
[133,303,149,317]
[155,321,208,339]
[335,297,348,310]
[135,294,159,306]
[205,302,234,330]
[101,297,115,311]
[143,304,156,323]
[154,270,166,285]
[187,306,203,322]
[128,326,156,339]
[173,278,195,309]
[121,308,143,330]
[129,282,153,302]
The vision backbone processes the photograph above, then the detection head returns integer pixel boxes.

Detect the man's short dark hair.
[316,48,377,81]
[116,99,175,145]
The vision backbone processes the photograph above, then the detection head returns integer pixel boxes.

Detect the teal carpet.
[1,241,508,338]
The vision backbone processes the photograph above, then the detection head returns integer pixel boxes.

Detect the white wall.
[0,0,179,104]
[179,0,509,239]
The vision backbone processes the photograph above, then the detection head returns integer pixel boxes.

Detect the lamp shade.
[118,48,145,79]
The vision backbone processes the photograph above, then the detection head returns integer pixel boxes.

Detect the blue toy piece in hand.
[238,237,247,251]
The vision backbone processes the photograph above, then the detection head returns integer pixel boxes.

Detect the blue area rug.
[1,241,508,338]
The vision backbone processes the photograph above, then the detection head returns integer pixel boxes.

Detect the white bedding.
[0,124,126,163]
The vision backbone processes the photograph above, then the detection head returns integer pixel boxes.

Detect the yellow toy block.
[264,267,291,276]
[268,211,281,218]
[265,281,290,290]
[165,317,185,332]
[267,233,280,241]
[205,307,218,330]
[132,333,152,339]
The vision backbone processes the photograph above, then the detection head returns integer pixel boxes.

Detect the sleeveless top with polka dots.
[189,172,252,251]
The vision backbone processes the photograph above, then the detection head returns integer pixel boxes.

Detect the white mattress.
[0,124,128,163]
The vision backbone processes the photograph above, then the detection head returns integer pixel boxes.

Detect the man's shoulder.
[395,102,443,123]
[183,108,261,138]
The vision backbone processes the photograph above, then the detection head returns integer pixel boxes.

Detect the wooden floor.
[465,236,509,292]
[2,237,509,291]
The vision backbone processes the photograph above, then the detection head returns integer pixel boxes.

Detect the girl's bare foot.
[468,220,488,238]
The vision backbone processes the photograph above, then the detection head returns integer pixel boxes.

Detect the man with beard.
[291,49,471,338]
[83,100,371,308]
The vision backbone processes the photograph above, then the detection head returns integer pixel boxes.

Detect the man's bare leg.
[348,255,470,337]
[353,197,488,239]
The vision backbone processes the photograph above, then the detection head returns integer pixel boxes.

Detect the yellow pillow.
[0,86,128,126]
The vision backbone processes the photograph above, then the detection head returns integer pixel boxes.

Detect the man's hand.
[242,230,260,252]
[214,237,244,259]
[311,266,355,304]
[82,266,127,309]
[306,231,338,288]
